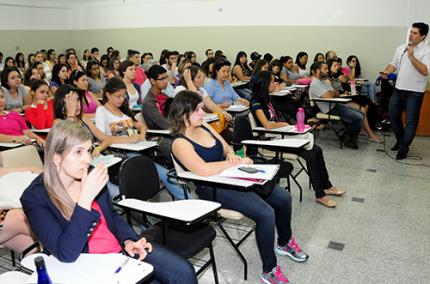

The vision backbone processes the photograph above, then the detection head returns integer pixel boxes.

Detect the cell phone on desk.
[238,166,260,174]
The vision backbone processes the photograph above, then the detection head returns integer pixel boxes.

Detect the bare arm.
[255,109,289,129]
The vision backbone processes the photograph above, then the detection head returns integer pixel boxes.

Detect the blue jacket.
[20,175,138,262]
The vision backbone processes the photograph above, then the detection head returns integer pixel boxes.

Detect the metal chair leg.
[208,244,219,284]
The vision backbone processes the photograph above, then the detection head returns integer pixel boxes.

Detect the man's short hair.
[310,61,326,74]
[147,64,167,80]
[205,49,213,56]
[412,22,429,37]
[90,47,99,54]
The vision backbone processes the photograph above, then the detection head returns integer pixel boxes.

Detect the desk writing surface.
[270,90,291,96]
[146,129,172,136]
[204,113,219,123]
[24,253,153,284]
[90,155,122,168]
[291,84,308,88]
[31,128,51,134]
[311,97,351,103]
[177,171,256,187]
[231,81,249,88]
[219,164,279,181]
[225,105,249,113]
[253,125,312,135]
[109,141,157,151]
[241,138,309,148]
[0,142,24,148]
[118,199,221,223]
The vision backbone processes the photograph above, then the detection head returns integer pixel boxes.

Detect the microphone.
[404,42,412,53]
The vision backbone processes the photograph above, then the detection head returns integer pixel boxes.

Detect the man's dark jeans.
[389,88,424,152]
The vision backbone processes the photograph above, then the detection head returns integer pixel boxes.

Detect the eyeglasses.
[156,76,169,81]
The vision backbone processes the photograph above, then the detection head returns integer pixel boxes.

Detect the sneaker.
[275,237,309,262]
[260,265,289,284]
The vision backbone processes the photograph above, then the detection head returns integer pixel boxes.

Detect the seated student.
[175,65,232,122]
[309,62,364,149]
[86,60,107,96]
[20,121,197,284]
[23,64,42,95]
[49,63,69,95]
[119,60,141,110]
[344,55,376,101]
[127,49,147,87]
[270,59,286,85]
[280,56,302,84]
[231,51,253,100]
[295,51,309,78]
[162,51,179,85]
[99,54,110,78]
[249,51,262,70]
[1,66,28,112]
[204,58,249,108]
[25,80,54,129]
[0,87,45,146]
[141,65,172,130]
[105,57,120,79]
[81,49,91,69]
[15,52,26,74]
[251,71,345,208]
[326,59,382,143]
[170,91,308,283]
[96,78,185,200]
[0,166,42,254]
[313,52,325,63]
[70,71,101,119]
[201,57,216,78]
[66,52,84,73]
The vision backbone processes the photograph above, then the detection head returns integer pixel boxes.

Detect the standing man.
[381,22,430,160]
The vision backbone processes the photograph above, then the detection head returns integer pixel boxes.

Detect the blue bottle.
[34,256,53,284]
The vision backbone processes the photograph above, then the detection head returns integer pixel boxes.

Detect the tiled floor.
[1,130,429,283]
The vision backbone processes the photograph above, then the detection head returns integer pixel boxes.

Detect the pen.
[114,257,130,274]
[258,169,266,173]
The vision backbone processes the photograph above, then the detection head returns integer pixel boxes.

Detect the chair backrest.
[171,154,185,174]
[119,155,160,201]
[135,112,145,124]
[233,114,258,156]
[0,145,43,169]
[247,112,258,129]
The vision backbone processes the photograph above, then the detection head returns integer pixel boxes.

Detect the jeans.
[388,88,424,152]
[296,145,332,198]
[329,104,364,136]
[196,185,292,273]
[145,243,198,284]
[360,82,376,102]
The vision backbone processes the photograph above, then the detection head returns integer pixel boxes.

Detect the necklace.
[105,103,123,117]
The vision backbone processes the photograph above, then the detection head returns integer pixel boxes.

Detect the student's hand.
[10,107,23,113]
[129,134,141,143]
[220,101,231,108]
[91,147,101,158]
[12,135,32,145]
[79,164,108,207]
[237,98,249,106]
[226,153,242,166]
[35,136,45,147]
[222,111,233,122]
[64,92,79,117]
[124,238,153,261]
[242,157,254,165]
[183,68,192,82]
[379,71,388,79]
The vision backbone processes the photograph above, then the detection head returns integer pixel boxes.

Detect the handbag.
[208,112,228,133]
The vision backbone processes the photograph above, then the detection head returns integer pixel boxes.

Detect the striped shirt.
[391,41,430,92]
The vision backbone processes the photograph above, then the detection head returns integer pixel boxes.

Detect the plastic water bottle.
[296,108,305,132]
[35,256,53,284]
[350,80,357,96]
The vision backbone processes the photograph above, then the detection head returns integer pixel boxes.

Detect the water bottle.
[296,108,305,132]
[350,80,357,96]
[35,256,53,284]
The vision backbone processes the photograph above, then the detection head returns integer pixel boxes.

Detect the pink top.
[87,201,122,254]
[341,67,351,76]
[82,91,98,114]
[134,66,147,87]
[0,112,29,136]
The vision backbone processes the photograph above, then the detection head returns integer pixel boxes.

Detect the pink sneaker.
[275,237,309,262]
[260,265,289,284]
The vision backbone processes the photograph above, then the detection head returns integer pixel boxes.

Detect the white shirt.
[95,106,136,136]
[174,85,209,97]
[391,41,430,92]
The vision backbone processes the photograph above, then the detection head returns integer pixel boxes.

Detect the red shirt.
[0,111,29,136]
[134,66,147,87]
[87,201,122,254]
[155,92,168,117]
[25,100,54,129]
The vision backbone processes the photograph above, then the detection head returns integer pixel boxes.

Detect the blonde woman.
[20,121,197,283]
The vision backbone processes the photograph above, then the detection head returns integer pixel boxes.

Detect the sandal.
[324,188,346,196]
[316,197,337,208]
[369,137,384,143]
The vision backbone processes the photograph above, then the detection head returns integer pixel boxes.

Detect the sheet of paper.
[218,164,279,181]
